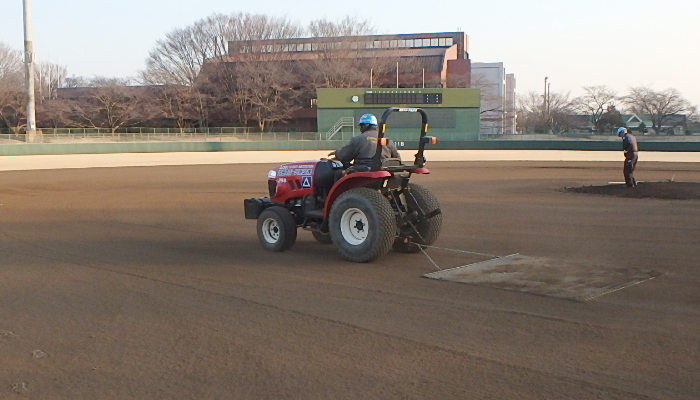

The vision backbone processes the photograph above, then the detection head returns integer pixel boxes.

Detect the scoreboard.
[316,87,481,141]
[364,92,442,105]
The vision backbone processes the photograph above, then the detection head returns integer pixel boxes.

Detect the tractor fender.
[323,171,392,217]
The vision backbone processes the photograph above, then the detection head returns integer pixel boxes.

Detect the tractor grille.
[268,180,276,197]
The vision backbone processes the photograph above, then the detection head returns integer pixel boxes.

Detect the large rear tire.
[393,183,442,253]
[257,206,297,252]
[329,188,396,263]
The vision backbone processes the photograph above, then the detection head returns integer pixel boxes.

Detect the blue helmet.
[358,114,378,126]
[617,127,628,135]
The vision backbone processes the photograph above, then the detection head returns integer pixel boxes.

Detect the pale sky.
[2,0,699,107]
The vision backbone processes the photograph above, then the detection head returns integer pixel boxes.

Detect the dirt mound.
[566,181,700,200]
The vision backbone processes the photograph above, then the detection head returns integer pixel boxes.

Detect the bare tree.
[547,91,579,133]
[596,104,624,133]
[0,91,27,132]
[574,85,618,132]
[67,77,158,131]
[140,13,304,86]
[0,42,25,130]
[202,61,252,127]
[306,49,402,89]
[63,75,91,88]
[471,74,505,133]
[231,61,302,131]
[1,43,70,130]
[623,86,696,134]
[35,61,68,102]
[517,90,577,134]
[149,84,211,129]
[516,91,545,134]
[302,17,413,90]
[0,43,23,86]
[36,98,73,128]
[307,16,375,37]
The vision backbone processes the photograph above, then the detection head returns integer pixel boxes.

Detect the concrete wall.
[2,139,699,156]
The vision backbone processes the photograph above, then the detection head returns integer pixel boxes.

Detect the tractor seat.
[344,165,372,174]
[382,158,402,167]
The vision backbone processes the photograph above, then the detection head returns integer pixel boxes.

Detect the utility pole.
[396,61,399,88]
[23,0,40,142]
[544,76,549,133]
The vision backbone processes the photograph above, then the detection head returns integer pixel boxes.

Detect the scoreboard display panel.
[364,92,442,105]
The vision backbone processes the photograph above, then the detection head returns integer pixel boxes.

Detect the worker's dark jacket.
[622,134,638,154]
[334,128,401,166]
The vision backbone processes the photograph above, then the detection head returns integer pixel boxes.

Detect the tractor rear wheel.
[257,206,297,252]
[329,188,396,263]
[393,183,442,253]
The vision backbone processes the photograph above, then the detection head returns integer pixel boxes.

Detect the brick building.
[221,32,471,88]
[201,32,473,131]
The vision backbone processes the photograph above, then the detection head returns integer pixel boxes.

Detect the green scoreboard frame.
[317,88,481,142]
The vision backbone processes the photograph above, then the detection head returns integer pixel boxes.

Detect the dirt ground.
[1,160,699,399]
[567,180,700,200]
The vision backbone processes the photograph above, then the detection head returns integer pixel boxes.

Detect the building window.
[438,38,446,46]
[431,38,439,46]
[398,39,406,48]
[446,38,453,46]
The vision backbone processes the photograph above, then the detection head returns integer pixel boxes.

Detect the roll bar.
[371,107,436,171]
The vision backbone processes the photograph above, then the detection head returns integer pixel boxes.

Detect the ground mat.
[423,254,662,301]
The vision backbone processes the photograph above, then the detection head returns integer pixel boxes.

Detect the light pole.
[547,81,552,132]
[23,0,40,141]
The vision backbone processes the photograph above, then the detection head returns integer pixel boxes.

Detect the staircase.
[325,117,355,140]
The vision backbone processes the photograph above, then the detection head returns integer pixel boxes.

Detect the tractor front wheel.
[329,188,396,263]
[257,206,297,252]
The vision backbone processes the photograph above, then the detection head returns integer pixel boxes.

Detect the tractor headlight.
[267,169,277,179]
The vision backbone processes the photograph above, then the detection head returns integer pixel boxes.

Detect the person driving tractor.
[328,113,401,166]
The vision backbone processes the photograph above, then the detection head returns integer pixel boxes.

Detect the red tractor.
[244,107,442,263]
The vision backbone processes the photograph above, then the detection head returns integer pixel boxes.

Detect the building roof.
[622,113,687,127]
[227,32,469,60]
[209,47,449,73]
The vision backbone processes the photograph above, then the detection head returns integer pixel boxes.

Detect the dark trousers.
[624,152,638,187]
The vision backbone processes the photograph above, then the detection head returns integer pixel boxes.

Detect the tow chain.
[419,244,501,259]
[405,218,503,271]
[418,244,504,271]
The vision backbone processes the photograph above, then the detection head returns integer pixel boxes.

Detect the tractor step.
[305,210,324,219]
